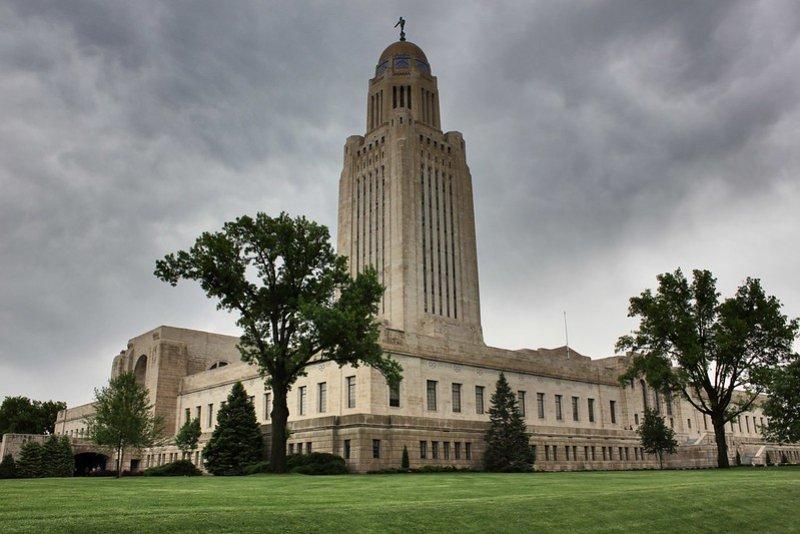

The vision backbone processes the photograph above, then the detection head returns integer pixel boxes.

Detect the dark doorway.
[74,452,108,476]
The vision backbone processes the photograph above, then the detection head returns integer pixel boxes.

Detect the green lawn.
[1,468,799,533]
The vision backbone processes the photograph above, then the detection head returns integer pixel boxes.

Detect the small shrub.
[243,461,271,475]
[0,454,17,479]
[401,446,410,469]
[287,452,347,475]
[144,460,202,477]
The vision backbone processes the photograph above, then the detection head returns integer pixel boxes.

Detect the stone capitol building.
[5,35,798,473]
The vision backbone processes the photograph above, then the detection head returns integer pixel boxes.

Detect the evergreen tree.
[0,454,17,479]
[637,408,678,469]
[174,418,201,459]
[42,435,74,477]
[401,445,409,469]
[86,372,163,478]
[203,382,264,475]
[16,441,44,478]
[484,373,533,472]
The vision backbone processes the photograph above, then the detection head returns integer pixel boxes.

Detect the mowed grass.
[1,468,799,533]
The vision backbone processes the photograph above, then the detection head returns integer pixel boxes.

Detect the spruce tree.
[401,445,410,469]
[17,441,44,478]
[203,382,264,475]
[42,435,73,477]
[0,454,17,479]
[484,372,533,472]
[637,408,678,469]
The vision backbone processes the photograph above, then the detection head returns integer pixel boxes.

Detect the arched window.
[208,361,229,370]
[134,355,147,386]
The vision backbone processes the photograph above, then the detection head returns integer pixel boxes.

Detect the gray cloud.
[1,0,798,406]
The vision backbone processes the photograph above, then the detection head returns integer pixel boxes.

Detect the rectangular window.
[475,386,485,414]
[298,386,307,415]
[298,442,303,454]
[517,391,526,417]
[565,445,570,461]
[670,417,674,428]
[553,446,558,461]
[346,376,356,408]
[318,382,327,413]
[465,442,472,460]
[704,414,709,430]
[444,442,450,460]
[289,443,294,454]
[420,441,427,459]
[389,381,400,407]
[455,442,461,460]
[264,393,271,420]
[591,446,596,460]
[666,392,673,415]
[344,439,351,459]
[619,447,624,460]
[307,442,312,454]
[373,440,381,459]
[196,405,201,420]
[545,445,550,461]
[432,441,439,459]
[427,380,438,411]
[584,446,589,460]
[207,403,213,428]
[573,445,577,460]
[635,413,639,426]
[572,396,579,421]
[452,383,462,413]
[625,447,630,461]
[184,408,190,423]
[746,416,750,433]
[555,395,563,420]
[537,392,545,419]
[588,398,595,423]
[610,400,617,424]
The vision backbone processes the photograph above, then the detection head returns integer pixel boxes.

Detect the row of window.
[542,444,647,462]
[423,380,618,424]
[419,440,473,461]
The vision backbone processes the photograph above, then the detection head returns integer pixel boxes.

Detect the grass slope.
[1,468,798,533]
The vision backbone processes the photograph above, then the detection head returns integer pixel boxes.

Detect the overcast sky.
[2,1,799,407]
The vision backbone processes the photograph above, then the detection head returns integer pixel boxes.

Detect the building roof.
[379,40,428,64]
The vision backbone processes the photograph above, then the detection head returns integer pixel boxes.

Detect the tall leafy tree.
[0,396,66,435]
[618,269,798,467]
[762,357,800,444]
[484,372,533,472]
[86,372,163,478]
[155,212,401,472]
[637,408,678,469]
[174,417,202,459]
[202,382,263,475]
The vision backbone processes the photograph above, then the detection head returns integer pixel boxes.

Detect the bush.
[0,454,17,479]
[243,461,271,475]
[144,460,202,477]
[16,441,44,478]
[402,446,410,469]
[287,452,347,475]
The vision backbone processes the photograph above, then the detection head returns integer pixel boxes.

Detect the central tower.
[337,37,483,344]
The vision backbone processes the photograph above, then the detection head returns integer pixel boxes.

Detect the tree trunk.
[712,414,730,468]
[270,383,290,473]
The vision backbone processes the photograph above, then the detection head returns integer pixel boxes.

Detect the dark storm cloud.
[1,1,798,405]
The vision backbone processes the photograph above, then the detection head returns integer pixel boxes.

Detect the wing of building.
[9,36,796,473]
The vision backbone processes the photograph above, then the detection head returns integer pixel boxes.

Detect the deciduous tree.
[618,269,798,467]
[155,212,401,472]
[0,396,65,435]
[86,372,163,478]
[484,373,533,472]
[762,357,800,444]
[174,417,201,460]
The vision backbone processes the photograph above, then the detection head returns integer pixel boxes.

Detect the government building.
[7,35,797,473]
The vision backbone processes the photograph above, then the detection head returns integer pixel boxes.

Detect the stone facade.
[43,38,800,473]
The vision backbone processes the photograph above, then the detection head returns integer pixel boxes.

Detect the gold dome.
[379,41,428,64]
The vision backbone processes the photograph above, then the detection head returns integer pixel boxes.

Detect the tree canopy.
[762,357,800,444]
[86,372,163,478]
[202,382,263,475]
[155,212,400,471]
[174,417,201,458]
[0,396,65,435]
[618,269,798,467]
[484,372,533,472]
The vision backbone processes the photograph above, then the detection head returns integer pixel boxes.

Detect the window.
[704,414,709,430]
[444,442,450,460]
[298,442,303,454]
[452,383,462,413]
[389,381,400,408]
[207,403,213,428]
[196,405,201,420]
[666,392,673,415]
[555,395,563,420]
[565,446,570,461]
[553,446,558,461]
[298,386,307,415]
[537,393,545,419]
[346,376,356,408]
[588,398,595,423]
[573,445,577,460]
[344,440,351,459]
[746,416,750,433]
[307,442,312,454]
[373,440,381,459]
[572,396,579,421]
[670,417,674,428]
[517,391,526,417]
[455,442,461,460]
[610,400,617,424]
[465,442,472,460]
[184,408,190,423]
[318,382,327,413]
[687,418,692,429]
[619,447,624,460]
[625,447,630,461]
[432,441,439,459]
[584,446,589,460]
[475,386,485,414]
[420,441,427,459]
[427,380,438,411]
[545,445,551,461]
[635,413,639,426]
[264,393,271,420]
[289,443,294,454]
[738,417,742,432]
[591,446,596,460]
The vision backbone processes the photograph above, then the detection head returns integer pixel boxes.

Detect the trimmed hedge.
[144,460,202,477]
[243,461,271,475]
[286,453,347,475]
